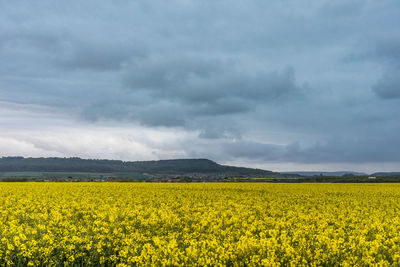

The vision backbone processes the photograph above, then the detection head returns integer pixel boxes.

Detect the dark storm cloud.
[1,0,400,168]
[120,55,301,126]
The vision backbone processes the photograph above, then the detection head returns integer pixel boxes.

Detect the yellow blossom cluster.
[1,182,400,266]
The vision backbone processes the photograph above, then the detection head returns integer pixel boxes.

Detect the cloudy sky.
[1,0,399,173]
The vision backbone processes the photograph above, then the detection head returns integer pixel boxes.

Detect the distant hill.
[281,171,367,177]
[371,172,400,176]
[0,157,282,178]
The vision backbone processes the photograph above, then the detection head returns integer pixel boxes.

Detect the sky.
[0,0,399,173]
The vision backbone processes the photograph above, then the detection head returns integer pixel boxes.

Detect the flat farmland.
[1,183,400,266]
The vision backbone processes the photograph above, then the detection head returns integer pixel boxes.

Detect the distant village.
[1,173,289,183]
[2,173,400,183]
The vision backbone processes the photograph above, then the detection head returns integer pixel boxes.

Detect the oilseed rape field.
[1,183,400,266]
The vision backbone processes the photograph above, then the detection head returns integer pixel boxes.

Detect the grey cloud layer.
[373,69,400,99]
[1,0,400,167]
